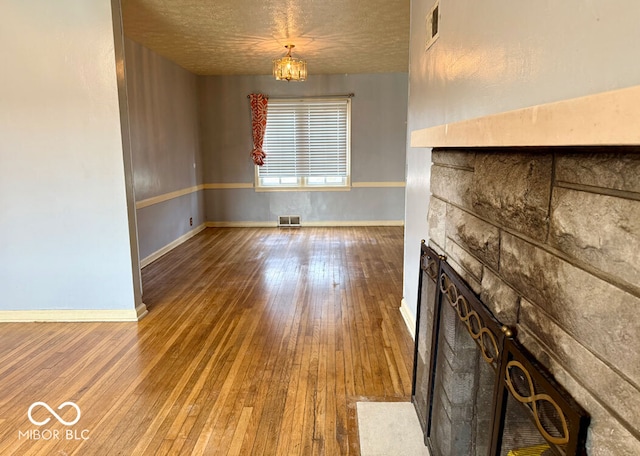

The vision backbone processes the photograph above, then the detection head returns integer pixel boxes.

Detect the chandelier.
[273,44,307,82]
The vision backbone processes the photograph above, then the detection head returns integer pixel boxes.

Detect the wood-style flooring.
[0,227,414,455]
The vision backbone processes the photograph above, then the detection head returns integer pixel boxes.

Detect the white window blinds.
[258,98,350,187]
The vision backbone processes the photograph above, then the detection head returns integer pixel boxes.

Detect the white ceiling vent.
[426,0,440,51]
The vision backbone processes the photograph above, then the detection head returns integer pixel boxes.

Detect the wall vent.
[426,0,440,51]
[278,215,301,227]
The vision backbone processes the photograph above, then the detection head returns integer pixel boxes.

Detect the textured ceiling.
[122,0,410,76]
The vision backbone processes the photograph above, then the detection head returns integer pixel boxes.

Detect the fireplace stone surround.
[422,148,640,455]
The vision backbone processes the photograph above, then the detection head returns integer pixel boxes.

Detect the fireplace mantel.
[411,85,640,149]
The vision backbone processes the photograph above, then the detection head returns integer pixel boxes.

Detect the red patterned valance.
[249,93,269,166]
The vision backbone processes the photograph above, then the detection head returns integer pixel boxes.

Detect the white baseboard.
[135,302,148,320]
[301,220,404,227]
[399,297,416,340]
[206,220,404,228]
[0,306,146,322]
[140,224,206,268]
[206,221,277,228]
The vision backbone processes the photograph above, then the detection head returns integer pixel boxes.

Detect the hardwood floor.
[0,227,414,455]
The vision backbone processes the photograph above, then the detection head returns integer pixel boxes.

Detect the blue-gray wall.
[403,0,640,322]
[124,38,205,262]
[198,73,408,224]
[0,1,140,314]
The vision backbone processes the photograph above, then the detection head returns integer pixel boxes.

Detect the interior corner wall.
[402,0,640,321]
[124,38,205,263]
[198,73,408,225]
[0,1,138,314]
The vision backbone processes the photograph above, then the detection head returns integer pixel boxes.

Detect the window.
[256,98,351,190]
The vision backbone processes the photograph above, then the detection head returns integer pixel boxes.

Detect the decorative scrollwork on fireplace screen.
[493,339,590,456]
[439,272,500,366]
[505,360,570,445]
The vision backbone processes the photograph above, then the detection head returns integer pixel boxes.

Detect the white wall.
[0,1,140,316]
[402,0,640,321]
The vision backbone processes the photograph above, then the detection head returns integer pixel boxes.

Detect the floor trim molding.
[0,307,143,322]
[135,302,149,320]
[206,221,278,228]
[301,220,404,227]
[206,220,404,228]
[399,298,416,340]
[140,224,206,268]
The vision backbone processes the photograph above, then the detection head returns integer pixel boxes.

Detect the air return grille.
[278,215,301,227]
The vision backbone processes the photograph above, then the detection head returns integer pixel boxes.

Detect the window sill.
[254,186,352,193]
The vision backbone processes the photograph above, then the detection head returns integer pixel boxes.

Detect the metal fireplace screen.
[411,241,590,456]
[411,241,442,432]
[492,338,590,456]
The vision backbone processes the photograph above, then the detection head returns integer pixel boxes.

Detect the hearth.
[412,241,590,456]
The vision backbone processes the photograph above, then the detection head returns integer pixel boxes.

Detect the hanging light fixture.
[273,44,307,82]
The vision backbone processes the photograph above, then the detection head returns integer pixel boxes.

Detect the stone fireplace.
[408,86,640,455]
[418,147,640,455]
